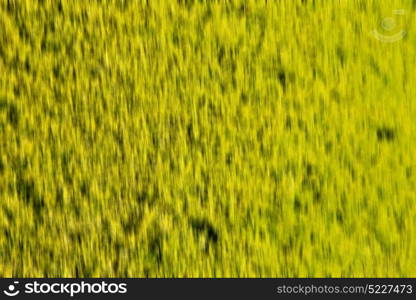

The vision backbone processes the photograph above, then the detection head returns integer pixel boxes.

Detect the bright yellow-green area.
[1,0,416,277]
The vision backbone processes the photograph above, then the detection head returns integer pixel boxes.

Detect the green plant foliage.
[0,0,416,277]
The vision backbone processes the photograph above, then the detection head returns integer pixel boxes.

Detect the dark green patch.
[377,127,396,142]
[190,217,219,245]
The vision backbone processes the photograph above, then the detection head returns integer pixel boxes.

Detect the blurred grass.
[1,0,416,277]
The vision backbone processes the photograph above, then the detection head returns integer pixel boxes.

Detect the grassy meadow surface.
[1,0,416,277]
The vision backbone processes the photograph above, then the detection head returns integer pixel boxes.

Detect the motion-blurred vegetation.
[1,0,416,277]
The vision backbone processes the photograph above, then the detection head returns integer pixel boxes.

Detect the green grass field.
[1,0,416,277]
